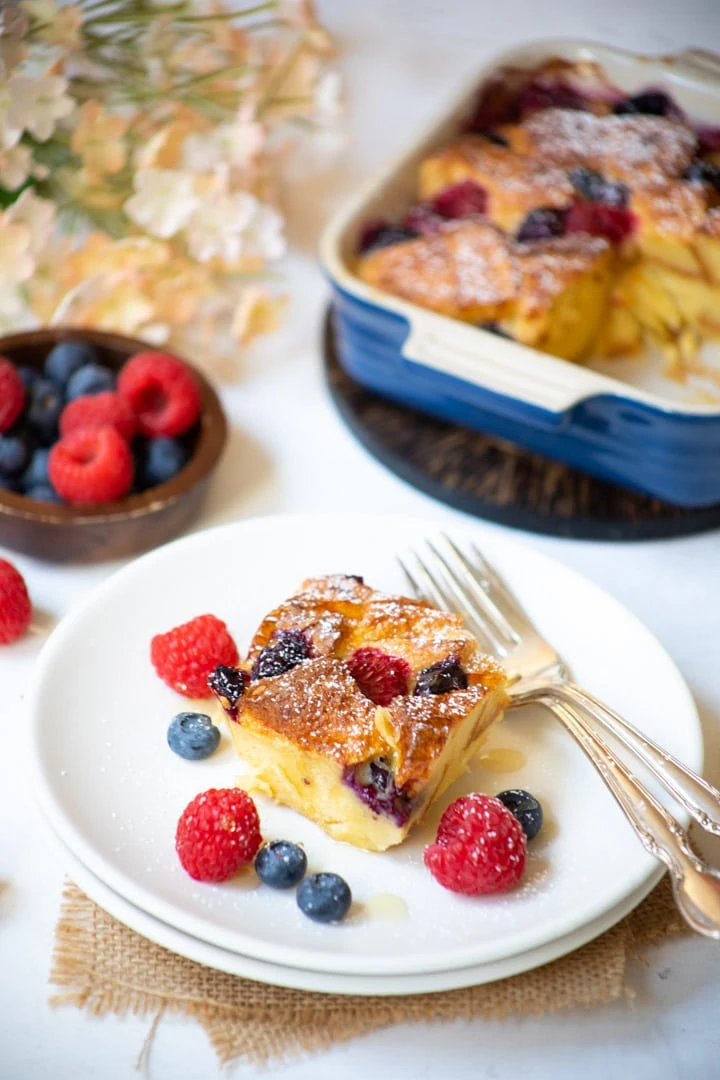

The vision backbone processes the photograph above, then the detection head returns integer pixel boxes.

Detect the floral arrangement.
[0,0,340,363]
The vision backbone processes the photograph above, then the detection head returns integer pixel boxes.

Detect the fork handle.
[553,683,720,836]
[547,697,720,940]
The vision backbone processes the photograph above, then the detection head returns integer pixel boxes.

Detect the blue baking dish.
[319,41,720,507]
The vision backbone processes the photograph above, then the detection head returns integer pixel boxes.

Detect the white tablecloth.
[2,2,720,1076]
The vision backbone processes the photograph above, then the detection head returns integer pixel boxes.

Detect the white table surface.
[3,2,720,1077]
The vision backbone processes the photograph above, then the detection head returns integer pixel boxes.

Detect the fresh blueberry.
[251,629,312,680]
[0,433,29,476]
[16,364,39,392]
[20,447,50,490]
[142,437,190,488]
[343,758,413,825]
[296,872,352,923]
[613,90,679,117]
[414,657,468,696]
[208,664,248,713]
[44,340,99,388]
[496,788,544,840]
[255,840,308,889]
[0,472,17,492]
[65,362,115,401]
[515,207,567,242]
[27,378,63,443]
[684,159,720,193]
[568,167,629,208]
[167,712,221,760]
[24,484,62,503]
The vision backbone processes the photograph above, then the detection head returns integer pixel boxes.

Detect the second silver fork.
[400,536,720,940]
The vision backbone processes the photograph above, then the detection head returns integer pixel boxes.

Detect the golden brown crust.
[506,108,696,183]
[357,220,517,322]
[419,138,575,232]
[220,575,508,790]
[358,222,612,332]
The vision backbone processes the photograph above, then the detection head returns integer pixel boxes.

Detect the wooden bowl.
[0,328,227,563]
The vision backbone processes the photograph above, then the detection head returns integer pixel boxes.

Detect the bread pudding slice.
[211,575,509,852]
[358,220,613,361]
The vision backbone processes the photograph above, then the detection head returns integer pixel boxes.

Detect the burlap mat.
[49,877,683,1068]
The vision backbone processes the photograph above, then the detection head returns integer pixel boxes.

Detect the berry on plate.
[175,788,261,883]
[346,647,410,706]
[45,340,99,388]
[118,351,201,437]
[48,426,134,504]
[296,872,352,923]
[496,788,544,840]
[0,558,31,645]
[0,358,25,434]
[65,362,116,401]
[424,793,527,895]
[60,391,138,442]
[151,613,239,698]
[167,711,221,760]
[255,840,307,889]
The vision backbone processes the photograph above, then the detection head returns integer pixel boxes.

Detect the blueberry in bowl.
[0,328,227,563]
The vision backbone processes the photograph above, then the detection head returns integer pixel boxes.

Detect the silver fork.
[399,535,720,940]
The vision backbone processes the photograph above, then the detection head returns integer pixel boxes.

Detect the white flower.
[124,169,200,239]
[0,145,33,189]
[185,192,257,263]
[6,189,56,253]
[182,118,264,174]
[242,202,286,261]
[6,74,74,142]
[0,220,34,284]
[314,71,342,124]
[0,282,38,335]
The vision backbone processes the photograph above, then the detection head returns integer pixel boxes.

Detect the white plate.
[58,838,659,997]
[30,512,702,977]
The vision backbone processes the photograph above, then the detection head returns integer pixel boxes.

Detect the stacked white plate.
[28,514,702,995]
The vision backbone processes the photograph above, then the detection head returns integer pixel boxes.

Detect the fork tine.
[430,537,519,646]
[421,540,511,656]
[443,534,537,639]
[399,552,500,655]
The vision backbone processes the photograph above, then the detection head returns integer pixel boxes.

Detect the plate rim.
[56,831,664,997]
[28,511,703,976]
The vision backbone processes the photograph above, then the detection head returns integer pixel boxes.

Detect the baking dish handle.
[401,323,607,417]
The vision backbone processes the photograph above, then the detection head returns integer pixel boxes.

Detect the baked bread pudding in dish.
[355,58,720,379]
[210,574,509,852]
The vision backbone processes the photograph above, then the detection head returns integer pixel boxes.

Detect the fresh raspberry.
[425,793,527,895]
[60,391,138,442]
[48,426,134,504]
[346,647,410,706]
[118,351,201,437]
[151,613,239,697]
[0,558,31,645]
[566,202,636,244]
[0,357,25,434]
[175,788,261,882]
[432,180,488,219]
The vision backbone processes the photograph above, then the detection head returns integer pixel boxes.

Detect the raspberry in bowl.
[0,328,227,562]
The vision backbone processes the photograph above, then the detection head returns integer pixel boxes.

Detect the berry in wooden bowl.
[0,328,227,563]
